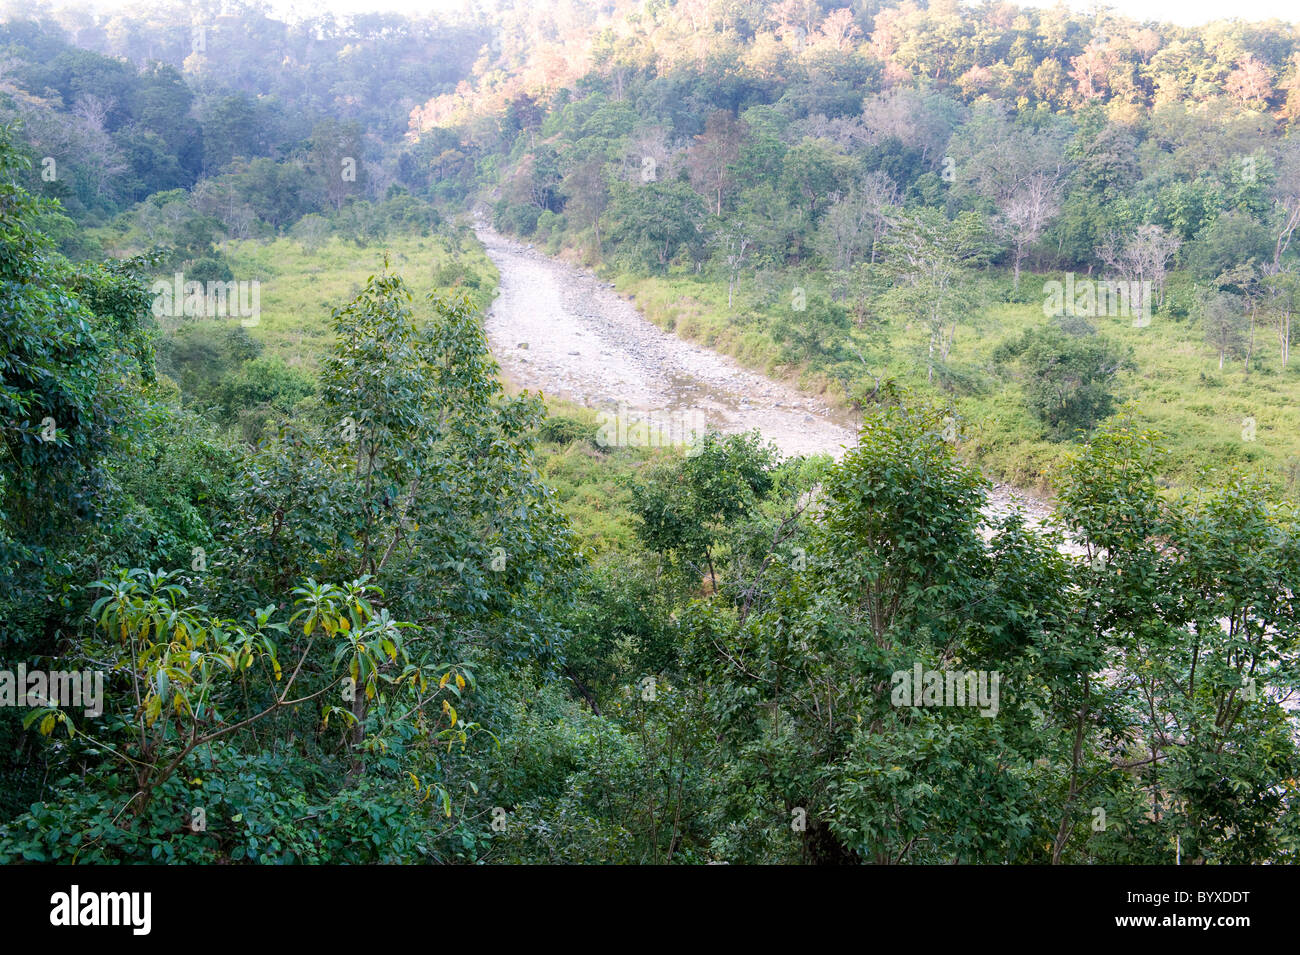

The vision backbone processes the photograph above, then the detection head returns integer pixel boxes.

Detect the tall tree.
[686,110,748,217]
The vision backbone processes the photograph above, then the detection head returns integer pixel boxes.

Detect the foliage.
[994,326,1134,438]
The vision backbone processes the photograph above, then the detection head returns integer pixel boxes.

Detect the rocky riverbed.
[474,221,1062,536]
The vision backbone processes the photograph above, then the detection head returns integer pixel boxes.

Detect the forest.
[0,0,1298,866]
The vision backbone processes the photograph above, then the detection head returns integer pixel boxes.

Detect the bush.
[995,326,1134,439]
[537,414,599,445]
[187,254,235,284]
[493,199,541,237]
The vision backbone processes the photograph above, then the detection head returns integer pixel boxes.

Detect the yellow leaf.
[455,674,466,690]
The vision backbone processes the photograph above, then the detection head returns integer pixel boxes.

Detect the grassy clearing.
[218,233,498,373]
[506,394,670,557]
[214,232,655,553]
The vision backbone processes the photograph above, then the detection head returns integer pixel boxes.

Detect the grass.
[218,233,498,373]
[599,264,1300,497]
[113,215,1299,550]
[214,230,659,554]
[510,395,676,557]
[119,221,659,556]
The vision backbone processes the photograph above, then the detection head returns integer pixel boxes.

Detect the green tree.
[876,208,993,383]
[605,179,706,271]
[632,430,778,591]
[994,325,1133,437]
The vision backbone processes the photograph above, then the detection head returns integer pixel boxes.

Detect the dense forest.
[1,0,1298,865]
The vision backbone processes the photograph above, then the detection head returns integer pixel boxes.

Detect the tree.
[699,405,1065,863]
[1200,290,1248,370]
[876,208,993,382]
[292,213,330,253]
[946,102,1068,216]
[1096,224,1182,313]
[310,119,365,211]
[0,123,156,636]
[686,110,747,216]
[1269,142,1300,271]
[605,179,706,271]
[779,137,848,220]
[632,431,778,592]
[1057,423,1300,864]
[561,154,610,255]
[1263,268,1300,369]
[714,220,753,309]
[199,93,262,175]
[817,170,898,270]
[994,326,1133,437]
[1225,54,1275,109]
[997,169,1063,292]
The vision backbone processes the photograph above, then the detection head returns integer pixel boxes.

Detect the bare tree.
[1096,224,1182,312]
[1270,142,1300,270]
[226,203,255,240]
[686,111,747,216]
[858,87,953,164]
[817,170,899,270]
[1263,267,1300,369]
[816,8,861,52]
[41,93,129,201]
[996,168,1063,292]
[623,126,682,185]
[71,93,114,132]
[714,221,753,308]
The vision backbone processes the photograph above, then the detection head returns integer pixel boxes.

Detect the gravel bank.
[475,221,1063,537]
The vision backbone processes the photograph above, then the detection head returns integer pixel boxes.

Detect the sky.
[1015,0,1298,26]
[71,0,1300,28]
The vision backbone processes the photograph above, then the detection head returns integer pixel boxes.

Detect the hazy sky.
[1015,0,1298,25]
[73,0,1299,28]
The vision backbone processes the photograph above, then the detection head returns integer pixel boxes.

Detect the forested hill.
[415,0,1300,127]
[0,5,484,222]
[407,0,1300,491]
